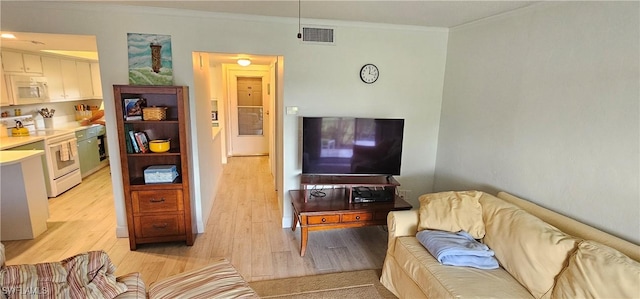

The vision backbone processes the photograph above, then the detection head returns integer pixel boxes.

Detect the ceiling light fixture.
[1,33,16,39]
[237,59,251,67]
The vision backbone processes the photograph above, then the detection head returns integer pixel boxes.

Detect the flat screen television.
[302,117,404,175]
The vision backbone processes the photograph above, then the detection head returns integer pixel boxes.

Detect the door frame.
[224,65,271,156]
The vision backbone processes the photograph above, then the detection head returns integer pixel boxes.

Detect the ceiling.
[102,1,539,28]
[1,1,539,63]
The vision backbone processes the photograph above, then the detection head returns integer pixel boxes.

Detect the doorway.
[206,54,281,185]
[228,72,270,156]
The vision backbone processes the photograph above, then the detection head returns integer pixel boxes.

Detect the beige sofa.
[0,243,258,298]
[380,191,640,299]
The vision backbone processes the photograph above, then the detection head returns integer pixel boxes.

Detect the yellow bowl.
[149,140,170,153]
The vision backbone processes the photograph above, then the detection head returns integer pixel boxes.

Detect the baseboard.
[115,226,129,238]
[282,216,295,228]
[196,220,205,233]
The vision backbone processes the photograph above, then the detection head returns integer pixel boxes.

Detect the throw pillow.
[0,262,69,298]
[418,190,485,239]
[551,240,640,298]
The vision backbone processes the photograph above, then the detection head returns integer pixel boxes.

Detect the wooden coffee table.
[290,188,412,256]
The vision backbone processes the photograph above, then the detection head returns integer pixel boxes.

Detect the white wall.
[191,52,216,232]
[436,2,639,243]
[1,2,449,234]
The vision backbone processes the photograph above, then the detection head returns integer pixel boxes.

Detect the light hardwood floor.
[2,156,390,284]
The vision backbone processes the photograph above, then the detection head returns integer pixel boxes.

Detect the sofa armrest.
[387,210,419,253]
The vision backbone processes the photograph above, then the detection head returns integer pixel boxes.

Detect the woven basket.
[143,107,167,121]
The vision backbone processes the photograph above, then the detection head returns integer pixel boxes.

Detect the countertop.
[0,150,45,166]
[0,123,104,150]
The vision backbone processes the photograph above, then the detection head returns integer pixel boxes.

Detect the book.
[134,131,150,153]
[129,130,140,153]
[124,124,134,153]
[124,98,146,120]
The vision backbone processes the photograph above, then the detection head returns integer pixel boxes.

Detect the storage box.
[144,165,179,183]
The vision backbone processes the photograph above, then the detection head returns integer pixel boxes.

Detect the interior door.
[228,70,269,156]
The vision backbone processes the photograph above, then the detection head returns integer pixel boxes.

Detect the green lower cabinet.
[77,133,100,178]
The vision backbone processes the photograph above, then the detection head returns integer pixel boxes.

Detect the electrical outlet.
[397,189,411,199]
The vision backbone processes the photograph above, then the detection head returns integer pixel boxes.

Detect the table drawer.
[135,214,185,238]
[307,214,340,225]
[342,212,374,222]
[132,190,183,213]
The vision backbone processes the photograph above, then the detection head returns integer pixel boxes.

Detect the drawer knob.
[150,198,165,203]
[152,223,168,229]
[321,218,326,222]
[355,215,361,220]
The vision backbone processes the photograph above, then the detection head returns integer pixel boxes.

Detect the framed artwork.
[127,33,173,85]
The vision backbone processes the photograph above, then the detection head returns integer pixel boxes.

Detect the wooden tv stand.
[291,175,412,256]
[300,174,400,203]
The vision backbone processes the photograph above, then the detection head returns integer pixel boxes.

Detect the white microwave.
[5,75,49,104]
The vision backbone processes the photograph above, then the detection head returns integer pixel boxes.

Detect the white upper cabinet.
[42,56,100,101]
[90,62,103,98]
[41,56,66,102]
[7,50,102,102]
[0,56,10,107]
[23,54,43,74]
[76,61,93,99]
[60,59,81,100]
[1,50,43,74]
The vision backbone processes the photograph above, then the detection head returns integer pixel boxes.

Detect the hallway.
[2,156,389,283]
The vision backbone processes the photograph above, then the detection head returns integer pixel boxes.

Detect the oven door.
[47,138,80,179]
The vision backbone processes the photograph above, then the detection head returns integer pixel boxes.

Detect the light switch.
[286,106,299,115]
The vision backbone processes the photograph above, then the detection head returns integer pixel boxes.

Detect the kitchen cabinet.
[42,56,95,101]
[113,85,193,250]
[90,62,103,98]
[41,56,65,101]
[60,59,81,100]
[0,150,49,241]
[1,50,43,74]
[3,140,52,205]
[77,61,93,99]
[1,57,9,107]
[76,125,108,178]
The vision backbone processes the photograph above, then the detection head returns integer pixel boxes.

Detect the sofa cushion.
[391,236,534,299]
[60,251,128,298]
[551,240,640,298]
[114,272,146,299]
[418,191,485,239]
[148,257,258,299]
[480,193,578,299]
[0,261,69,298]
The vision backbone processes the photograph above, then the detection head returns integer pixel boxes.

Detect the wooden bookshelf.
[113,85,194,250]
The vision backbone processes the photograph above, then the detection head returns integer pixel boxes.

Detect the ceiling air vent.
[302,26,335,44]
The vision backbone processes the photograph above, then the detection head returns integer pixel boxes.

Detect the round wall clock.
[360,64,379,84]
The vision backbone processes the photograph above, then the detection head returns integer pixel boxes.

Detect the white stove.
[0,115,37,136]
[1,115,82,197]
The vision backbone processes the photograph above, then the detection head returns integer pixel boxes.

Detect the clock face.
[360,64,379,84]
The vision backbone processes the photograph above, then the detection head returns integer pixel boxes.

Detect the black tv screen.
[302,117,404,175]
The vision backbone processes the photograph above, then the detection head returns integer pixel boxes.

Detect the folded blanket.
[417,229,499,269]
